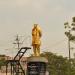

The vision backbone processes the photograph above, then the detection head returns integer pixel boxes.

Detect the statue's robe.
[32,26,42,46]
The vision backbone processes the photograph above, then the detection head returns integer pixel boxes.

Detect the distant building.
[0,55,12,60]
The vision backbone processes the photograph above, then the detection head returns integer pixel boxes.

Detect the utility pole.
[13,35,22,59]
[13,35,22,50]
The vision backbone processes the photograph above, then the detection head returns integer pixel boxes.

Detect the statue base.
[27,56,48,75]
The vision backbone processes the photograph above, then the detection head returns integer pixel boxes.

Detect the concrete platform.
[27,56,48,63]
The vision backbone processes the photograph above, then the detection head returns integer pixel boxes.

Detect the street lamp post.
[68,30,71,60]
[64,22,71,59]
[64,22,71,75]
[68,30,71,75]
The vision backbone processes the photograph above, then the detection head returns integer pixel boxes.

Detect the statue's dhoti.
[33,44,40,56]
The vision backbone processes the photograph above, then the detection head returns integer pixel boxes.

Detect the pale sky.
[0,0,75,58]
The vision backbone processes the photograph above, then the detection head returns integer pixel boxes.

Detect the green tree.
[0,55,6,69]
[41,52,69,75]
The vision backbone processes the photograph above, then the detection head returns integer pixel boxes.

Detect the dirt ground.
[0,72,10,75]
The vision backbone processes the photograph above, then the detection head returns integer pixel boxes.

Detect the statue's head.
[34,24,38,28]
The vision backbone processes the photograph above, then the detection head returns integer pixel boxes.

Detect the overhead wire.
[41,38,67,52]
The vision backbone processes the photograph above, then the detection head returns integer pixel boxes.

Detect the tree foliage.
[41,52,75,75]
[0,55,6,69]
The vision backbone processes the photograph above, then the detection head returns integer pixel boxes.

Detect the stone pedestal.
[27,56,48,75]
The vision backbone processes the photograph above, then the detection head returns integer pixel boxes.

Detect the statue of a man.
[32,24,42,56]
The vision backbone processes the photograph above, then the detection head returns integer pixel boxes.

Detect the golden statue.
[32,24,42,56]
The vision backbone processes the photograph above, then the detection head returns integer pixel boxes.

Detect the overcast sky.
[0,0,75,57]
